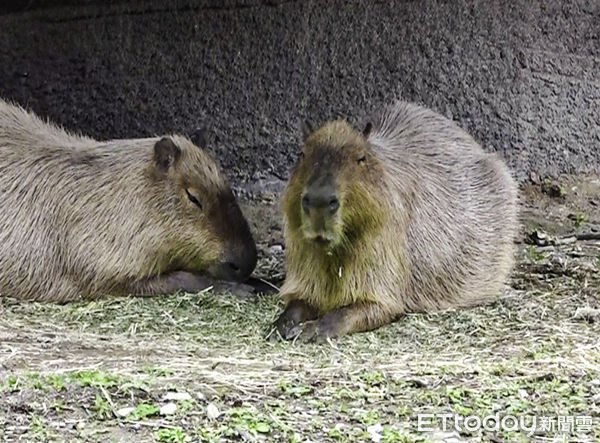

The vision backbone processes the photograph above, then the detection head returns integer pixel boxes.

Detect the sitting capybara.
[275,100,518,341]
[0,99,256,302]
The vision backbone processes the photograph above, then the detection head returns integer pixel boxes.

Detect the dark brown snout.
[207,194,257,282]
[300,175,340,243]
[210,246,257,282]
[302,180,339,216]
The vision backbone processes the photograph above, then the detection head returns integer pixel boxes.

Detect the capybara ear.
[189,127,208,148]
[153,137,181,173]
[301,120,313,141]
[363,122,373,138]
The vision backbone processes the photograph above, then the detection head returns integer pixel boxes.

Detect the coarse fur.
[276,101,518,340]
[0,99,256,302]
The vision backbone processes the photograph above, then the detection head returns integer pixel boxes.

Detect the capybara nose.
[224,247,257,282]
[327,197,340,214]
[302,182,339,215]
[208,246,256,283]
[225,260,245,280]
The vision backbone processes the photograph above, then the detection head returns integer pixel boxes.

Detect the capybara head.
[152,135,257,282]
[283,120,385,249]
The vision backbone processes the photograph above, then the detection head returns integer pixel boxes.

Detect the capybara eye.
[185,189,202,210]
[357,155,366,165]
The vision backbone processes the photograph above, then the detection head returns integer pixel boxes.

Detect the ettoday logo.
[417,413,593,437]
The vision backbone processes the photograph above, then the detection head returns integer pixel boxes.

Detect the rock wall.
[1,0,598,186]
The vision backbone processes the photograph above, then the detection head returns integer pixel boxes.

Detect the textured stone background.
[0,0,598,187]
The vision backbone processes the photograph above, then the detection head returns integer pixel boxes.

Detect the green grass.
[0,242,599,441]
[155,427,189,443]
[93,394,113,420]
[525,245,545,262]
[129,403,160,420]
[573,212,588,230]
[70,370,119,388]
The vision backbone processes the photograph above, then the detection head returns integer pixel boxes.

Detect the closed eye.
[185,189,202,209]
[357,155,366,164]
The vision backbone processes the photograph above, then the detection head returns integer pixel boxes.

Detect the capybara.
[0,99,257,302]
[275,100,518,341]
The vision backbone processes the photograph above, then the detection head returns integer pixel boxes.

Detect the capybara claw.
[274,314,298,340]
[285,324,304,340]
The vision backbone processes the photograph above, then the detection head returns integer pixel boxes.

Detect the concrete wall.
[1,0,598,186]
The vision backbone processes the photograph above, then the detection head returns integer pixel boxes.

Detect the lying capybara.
[0,99,256,302]
[275,100,518,341]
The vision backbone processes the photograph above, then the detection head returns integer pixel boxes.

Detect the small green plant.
[1,375,21,392]
[29,415,49,440]
[30,374,46,391]
[526,343,552,360]
[381,427,422,443]
[119,378,150,393]
[176,399,195,415]
[94,394,113,420]
[357,410,380,425]
[394,405,411,419]
[506,398,530,414]
[229,407,272,436]
[573,212,587,230]
[46,374,66,391]
[278,380,312,397]
[526,246,545,262]
[253,422,271,434]
[327,426,345,440]
[333,386,357,400]
[70,370,118,388]
[446,386,473,415]
[359,370,387,386]
[558,184,567,197]
[154,427,188,443]
[144,366,174,377]
[195,425,229,442]
[23,373,64,392]
[129,403,159,420]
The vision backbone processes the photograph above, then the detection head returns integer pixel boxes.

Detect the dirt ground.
[1,175,599,442]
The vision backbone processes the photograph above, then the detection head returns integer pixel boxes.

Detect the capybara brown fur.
[275,101,518,341]
[0,99,257,302]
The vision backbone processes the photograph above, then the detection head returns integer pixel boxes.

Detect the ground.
[1,176,599,442]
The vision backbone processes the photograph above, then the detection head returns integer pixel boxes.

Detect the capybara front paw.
[296,319,340,343]
[273,299,319,340]
[274,311,301,340]
[213,281,256,298]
